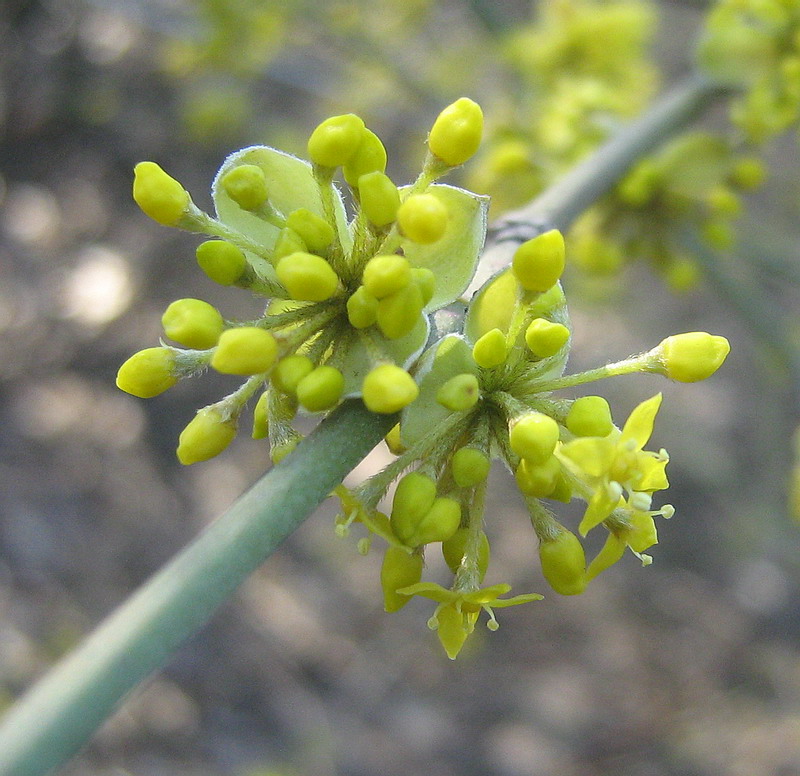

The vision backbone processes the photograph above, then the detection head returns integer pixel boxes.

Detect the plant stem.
[0,402,394,776]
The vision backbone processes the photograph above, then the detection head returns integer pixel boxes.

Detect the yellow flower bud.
[384,423,406,455]
[427,97,484,167]
[357,171,401,227]
[524,318,570,358]
[132,161,190,226]
[391,471,437,544]
[376,282,424,340]
[176,406,237,465]
[539,530,587,596]
[162,298,224,349]
[211,327,278,375]
[251,390,269,440]
[407,497,461,546]
[285,208,335,254]
[396,193,448,244]
[730,157,765,190]
[656,331,731,382]
[451,447,491,488]
[510,413,560,463]
[195,240,247,286]
[296,366,345,412]
[273,227,307,260]
[362,364,419,414]
[381,547,423,612]
[515,456,560,497]
[362,254,411,299]
[436,373,480,412]
[307,113,366,168]
[346,285,379,329]
[276,252,340,302]
[512,230,566,292]
[220,164,268,211]
[271,438,299,463]
[442,528,490,579]
[272,354,314,395]
[343,128,387,188]
[565,396,613,437]
[410,267,436,307]
[472,328,507,369]
[116,347,177,398]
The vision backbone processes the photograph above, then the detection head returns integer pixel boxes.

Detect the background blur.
[1,1,799,775]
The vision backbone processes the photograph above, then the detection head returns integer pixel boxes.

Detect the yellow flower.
[397,581,541,659]
[559,393,669,535]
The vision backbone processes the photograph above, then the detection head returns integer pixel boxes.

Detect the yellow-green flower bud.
[451,447,491,488]
[442,528,490,579]
[358,171,401,227]
[296,365,345,412]
[362,364,419,414]
[132,161,190,226]
[565,396,613,437]
[220,164,268,211]
[407,497,461,546]
[472,328,507,369]
[510,413,560,463]
[539,530,587,595]
[707,186,742,218]
[427,97,484,167]
[376,282,424,339]
[396,193,448,244]
[515,456,560,497]
[410,267,436,307]
[272,354,314,395]
[381,546,423,612]
[196,240,247,285]
[271,438,298,463]
[116,347,177,398]
[346,285,379,329]
[391,471,437,544]
[176,406,237,465]
[273,227,307,260]
[285,208,335,254]
[436,373,480,412]
[343,128,387,188]
[211,327,278,375]
[252,390,269,440]
[512,230,566,292]
[162,298,224,349]
[385,423,406,455]
[730,157,765,190]
[307,113,366,168]
[701,220,734,251]
[362,254,411,299]
[524,318,570,358]
[655,331,731,382]
[276,252,340,302]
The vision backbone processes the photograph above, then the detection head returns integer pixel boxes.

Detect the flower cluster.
[336,227,730,658]
[700,0,800,143]
[570,132,765,290]
[117,98,488,464]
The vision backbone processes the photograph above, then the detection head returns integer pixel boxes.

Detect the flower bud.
[451,447,491,488]
[655,332,730,382]
[391,471,437,544]
[196,240,247,285]
[251,390,269,440]
[407,497,461,546]
[384,423,406,455]
[729,157,765,190]
[211,327,278,375]
[362,364,419,413]
[397,193,448,244]
[307,114,366,168]
[362,254,411,299]
[273,227,307,260]
[272,354,314,395]
[132,161,190,226]
[442,528,490,579]
[515,457,560,497]
[285,208,335,254]
[296,365,345,412]
[436,373,480,412]
[376,282,424,339]
[220,164,268,211]
[358,171,401,227]
[524,318,570,358]
[510,413,560,463]
[176,406,237,465]
[343,129,387,188]
[512,230,566,292]
[162,298,224,349]
[472,328,507,369]
[346,285,379,329]
[116,347,178,398]
[565,396,613,437]
[427,97,484,167]
[276,252,340,301]
[538,530,587,596]
[381,547,423,612]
